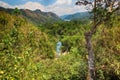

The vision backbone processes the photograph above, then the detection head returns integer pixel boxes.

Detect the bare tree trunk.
[85,32,96,80]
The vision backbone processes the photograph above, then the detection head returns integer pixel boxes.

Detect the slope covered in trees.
[0,8,120,80]
[0,7,61,25]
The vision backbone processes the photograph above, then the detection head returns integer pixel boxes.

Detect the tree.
[13,8,21,16]
[76,0,120,80]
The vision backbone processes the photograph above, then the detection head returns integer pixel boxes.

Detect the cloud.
[46,0,87,16]
[0,1,45,11]
[15,1,45,11]
[0,1,12,8]
[54,0,72,5]
[47,5,87,16]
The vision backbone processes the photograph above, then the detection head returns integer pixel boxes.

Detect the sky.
[0,0,88,16]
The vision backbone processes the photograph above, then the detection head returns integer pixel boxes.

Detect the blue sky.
[2,0,56,6]
[0,0,88,16]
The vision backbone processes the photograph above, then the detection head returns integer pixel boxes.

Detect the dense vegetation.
[0,9,120,80]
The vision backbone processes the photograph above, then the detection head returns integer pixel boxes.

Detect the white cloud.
[0,1,12,8]
[15,2,45,11]
[46,0,87,16]
[54,0,72,5]
[0,1,45,11]
[47,5,87,16]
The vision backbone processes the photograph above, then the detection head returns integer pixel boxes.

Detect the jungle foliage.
[0,10,120,80]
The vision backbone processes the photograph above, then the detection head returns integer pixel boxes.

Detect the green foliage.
[0,10,120,80]
[0,11,55,79]
[35,54,87,80]
[41,21,88,54]
[13,8,21,16]
[93,24,120,79]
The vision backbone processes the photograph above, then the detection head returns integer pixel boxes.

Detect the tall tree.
[76,0,120,80]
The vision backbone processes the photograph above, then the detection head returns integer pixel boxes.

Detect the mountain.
[60,12,91,21]
[0,7,61,25]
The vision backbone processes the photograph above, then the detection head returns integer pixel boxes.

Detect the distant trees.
[76,0,120,80]
[13,8,21,16]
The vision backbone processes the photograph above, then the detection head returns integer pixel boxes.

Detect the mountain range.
[0,7,61,25]
[60,12,91,21]
[0,6,92,24]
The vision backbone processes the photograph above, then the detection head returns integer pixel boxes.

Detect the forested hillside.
[0,7,61,25]
[60,12,90,20]
[0,7,120,80]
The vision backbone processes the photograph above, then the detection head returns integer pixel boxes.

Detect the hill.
[0,11,56,58]
[0,7,61,25]
[60,12,91,21]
